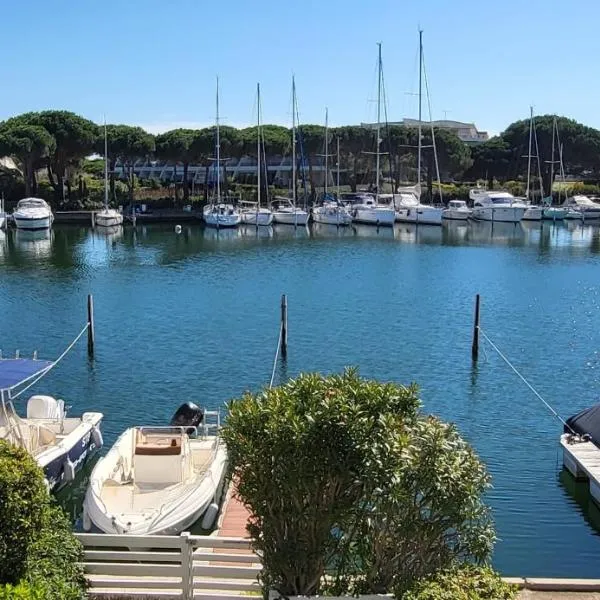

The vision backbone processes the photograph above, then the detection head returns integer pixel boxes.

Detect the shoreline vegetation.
[1,111,600,212]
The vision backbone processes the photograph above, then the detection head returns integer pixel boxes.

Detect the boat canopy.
[565,403,600,448]
[0,358,54,395]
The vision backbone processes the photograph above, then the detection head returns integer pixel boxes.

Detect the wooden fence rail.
[75,533,261,600]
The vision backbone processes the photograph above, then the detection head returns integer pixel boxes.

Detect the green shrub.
[401,566,517,600]
[0,441,86,599]
[0,581,51,600]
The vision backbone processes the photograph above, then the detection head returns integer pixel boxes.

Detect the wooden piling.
[471,294,480,361]
[280,294,288,360]
[87,294,95,357]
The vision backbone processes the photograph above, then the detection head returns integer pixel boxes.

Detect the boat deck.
[561,434,600,504]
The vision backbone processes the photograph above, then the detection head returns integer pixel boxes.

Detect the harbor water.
[1,220,599,576]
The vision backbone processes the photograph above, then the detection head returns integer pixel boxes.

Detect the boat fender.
[63,458,76,482]
[82,507,92,532]
[201,502,219,530]
[92,426,104,449]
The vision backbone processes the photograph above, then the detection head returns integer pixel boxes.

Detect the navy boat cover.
[0,359,54,392]
[565,403,600,448]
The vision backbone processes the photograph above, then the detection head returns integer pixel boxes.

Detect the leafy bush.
[0,441,86,599]
[222,370,421,597]
[0,581,52,600]
[401,566,517,600]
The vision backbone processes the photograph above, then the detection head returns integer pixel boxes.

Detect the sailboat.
[272,77,309,226]
[240,84,273,226]
[312,110,352,226]
[394,31,443,226]
[542,117,568,221]
[203,79,241,228]
[95,120,124,228]
[349,44,396,227]
[520,107,543,221]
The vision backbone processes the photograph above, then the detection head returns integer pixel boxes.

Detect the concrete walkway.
[519,593,600,599]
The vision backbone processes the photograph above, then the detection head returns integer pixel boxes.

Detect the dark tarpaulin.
[565,403,600,448]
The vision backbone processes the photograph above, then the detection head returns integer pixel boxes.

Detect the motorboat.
[12,197,53,230]
[442,199,470,221]
[0,356,103,492]
[271,197,309,226]
[312,198,353,226]
[562,195,600,220]
[391,187,443,225]
[542,206,567,221]
[240,202,273,226]
[83,403,227,535]
[470,189,526,223]
[342,193,395,227]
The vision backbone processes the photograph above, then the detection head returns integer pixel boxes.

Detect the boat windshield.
[449,201,466,208]
[491,196,513,205]
[17,198,47,209]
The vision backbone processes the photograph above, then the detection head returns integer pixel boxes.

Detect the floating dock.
[561,433,600,504]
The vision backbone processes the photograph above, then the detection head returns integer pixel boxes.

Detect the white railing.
[76,532,261,600]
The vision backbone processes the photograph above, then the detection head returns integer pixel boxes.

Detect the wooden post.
[180,532,193,600]
[280,294,288,360]
[471,294,480,361]
[87,294,95,357]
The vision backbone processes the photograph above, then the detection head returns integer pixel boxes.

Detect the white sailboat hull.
[84,428,228,535]
[240,209,273,226]
[96,209,124,227]
[542,207,567,221]
[272,209,309,226]
[396,205,443,225]
[203,205,241,228]
[312,206,353,226]
[471,206,525,223]
[351,207,395,226]
[522,206,543,221]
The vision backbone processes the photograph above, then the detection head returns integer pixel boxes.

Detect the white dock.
[561,433,600,505]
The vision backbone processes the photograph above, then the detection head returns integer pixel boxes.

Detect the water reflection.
[559,469,600,534]
[239,224,274,239]
[14,228,52,258]
[272,224,311,239]
[310,223,355,239]
[442,220,469,244]
[351,223,395,239]
[202,227,243,242]
[93,225,123,243]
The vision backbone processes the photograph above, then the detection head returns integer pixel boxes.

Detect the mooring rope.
[11,323,90,400]
[269,322,283,389]
[478,326,575,434]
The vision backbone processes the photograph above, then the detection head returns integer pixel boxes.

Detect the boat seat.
[135,438,181,456]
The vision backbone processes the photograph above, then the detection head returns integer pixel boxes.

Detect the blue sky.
[2,0,599,136]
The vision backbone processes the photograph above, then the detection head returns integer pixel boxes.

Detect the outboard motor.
[170,402,204,436]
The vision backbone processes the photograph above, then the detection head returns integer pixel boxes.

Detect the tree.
[155,129,198,202]
[467,137,512,189]
[0,124,55,196]
[336,126,372,191]
[297,124,325,201]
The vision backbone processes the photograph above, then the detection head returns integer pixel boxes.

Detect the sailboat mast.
[336,136,340,199]
[257,83,261,210]
[376,42,382,202]
[417,30,423,188]
[549,116,556,205]
[292,76,297,206]
[526,106,533,201]
[324,108,329,197]
[216,77,221,204]
[103,118,109,209]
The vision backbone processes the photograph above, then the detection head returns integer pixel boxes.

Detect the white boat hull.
[0,214,5,229]
[471,206,525,223]
[312,206,353,226]
[542,207,567,221]
[240,210,273,226]
[442,208,470,221]
[351,207,395,226]
[204,207,241,228]
[272,210,309,226]
[84,428,227,535]
[96,211,124,227]
[14,215,52,230]
[522,207,543,221]
[395,205,443,225]
[564,208,600,220]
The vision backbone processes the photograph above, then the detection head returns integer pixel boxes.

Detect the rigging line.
[269,322,283,389]
[478,326,575,434]
[11,322,90,400]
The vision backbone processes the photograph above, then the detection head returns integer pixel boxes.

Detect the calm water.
[1,220,600,576]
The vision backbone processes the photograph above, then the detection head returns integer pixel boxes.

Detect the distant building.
[361,118,489,145]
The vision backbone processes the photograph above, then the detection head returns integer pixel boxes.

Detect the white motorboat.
[83,405,227,535]
[13,197,53,230]
[562,195,600,220]
[470,190,526,223]
[95,121,124,228]
[343,193,396,226]
[442,199,470,221]
[271,197,309,225]
[392,188,443,225]
[240,84,273,227]
[0,356,103,492]
[203,78,241,229]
